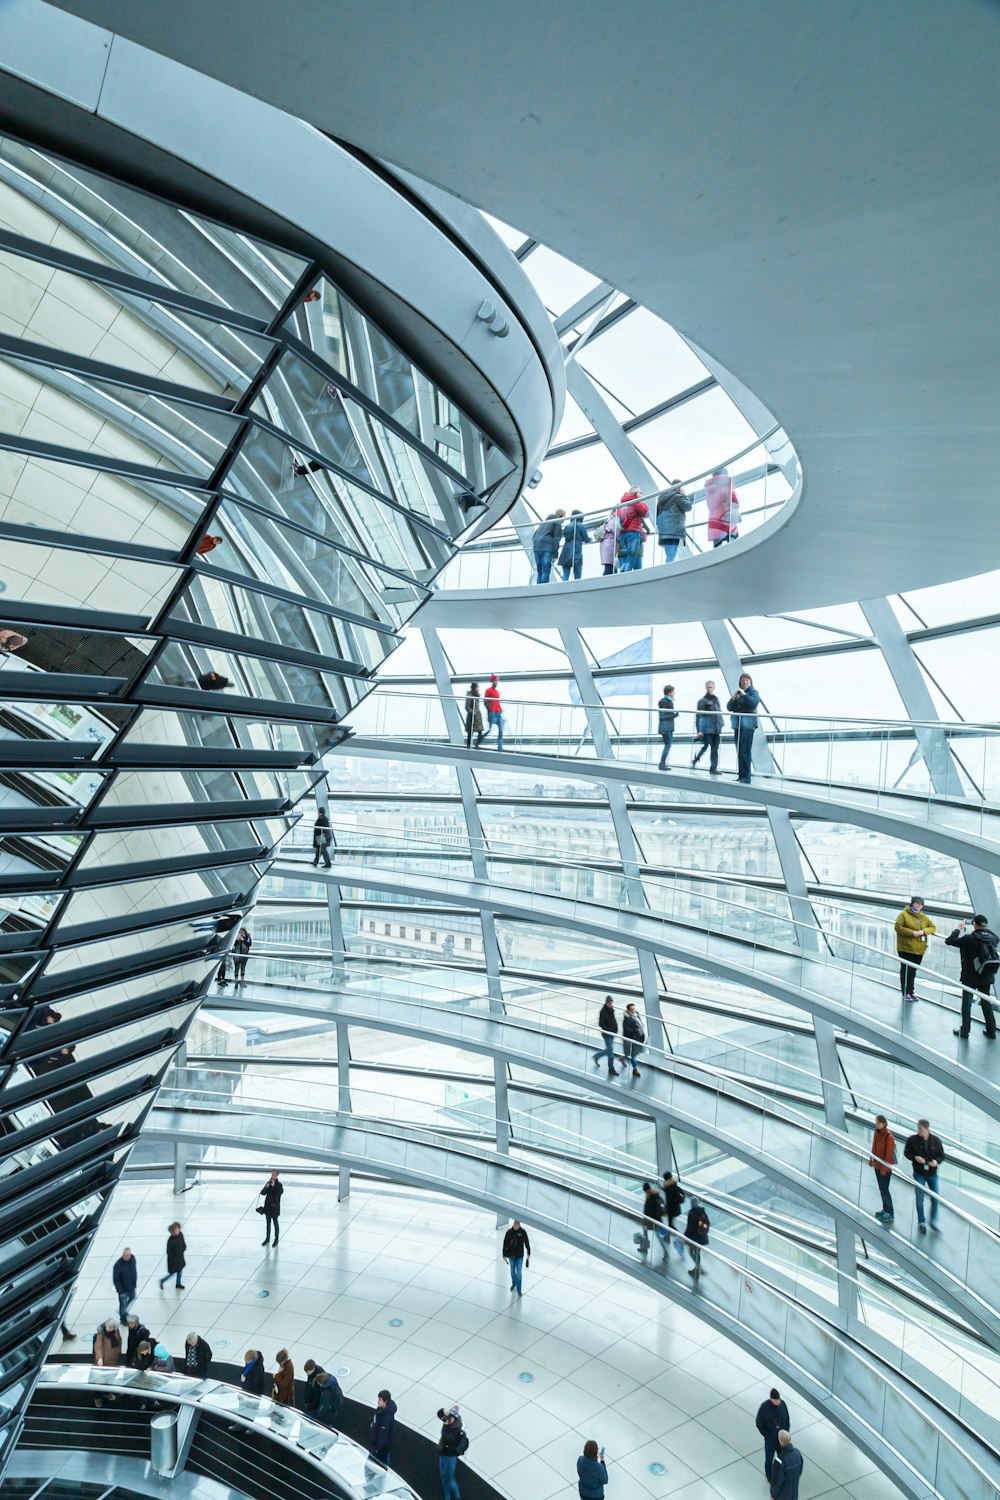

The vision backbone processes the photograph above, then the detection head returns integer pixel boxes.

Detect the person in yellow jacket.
[895,896,936,1000]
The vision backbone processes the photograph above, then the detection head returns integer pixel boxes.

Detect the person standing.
[159,1221,186,1289]
[232,926,252,983]
[369,1389,397,1466]
[316,1370,344,1426]
[93,1318,122,1369]
[621,1003,645,1077]
[532,510,566,583]
[272,1349,295,1405]
[436,1406,467,1500]
[182,1330,213,1378]
[641,1182,669,1260]
[756,1389,790,1480]
[301,1359,328,1414]
[615,489,651,572]
[592,996,620,1077]
[662,1171,686,1257]
[655,481,692,562]
[241,1349,268,1396]
[657,684,677,770]
[685,1196,710,1278]
[559,509,592,581]
[577,1439,609,1498]
[894,897,936,1000]
[904,1119,945,1234]
[597,506,619,575]
[113,1247,137,1322]
[463,682,484,749]
[692,680,723,774]
[124,1315,151,1367]
[152,1343,175,1373]
[727,673,761,785]
[770,1430,804,1499]
[502,1219,531,1296]
[260,1170,283,1246]
[945,915,999,1039]
[479,674,504,751]
[869,1115,896,1222]
[705,469,741,547]
[312,808,333,868]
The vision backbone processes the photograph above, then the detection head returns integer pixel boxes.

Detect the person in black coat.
[316,1371,344,1427]
[620,1002,646,1077]
[159,1222,186,1289]
[657,684,677,769]
[312,808,333,868]
[770,1431,804,1499]
[260,1170,283,1245]
[302,1359,327,1414]
[123,1316,151,1367]
[756,1389,791,1479]
[241,1350,268,1396]
[232,926,252,984]
[662,1171,686,1256]
[502,1220,531,1296]
[945,916,999,1039]
[369,1389,397,1465]
[684,1197,710,1279]
[113,1248,138,1321]
[592,996,619,1077]
[182,1331,213,1378]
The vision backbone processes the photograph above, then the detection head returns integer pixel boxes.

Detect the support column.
[173,1041,188,1193]
[336,1021,351,1201]
[861,597,996,916]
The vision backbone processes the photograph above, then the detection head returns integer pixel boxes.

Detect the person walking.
[301,1359,328,1414]
[655,481,692,562]
[657,684,677,770]
[369,1389,397,1466]
[259,1169,283,1246]
[436,1406,467,1500]
[312,807,333,868]
[532,510,566,583]
[756,1389,791,1480]
[640,1181,669,1260]
[272,1349,296,1405]
[869,1115,896,1222]
[692,681,723,774]
[502,1219,531,1296]
[559,509,592,580]
[478,674,504,751]
[894,897,936,1000]
[662,1170,686,1257]
[685,1196,710,1278]
[904,1119,945,1234]
[232,926,252,983]
[316,1370,344,1426]
[159,1222,186,1289]
[615,489,651,572]
[241,1349,268,1396]
[621,1002,645,1077]
[463,682,484,749]
[727,673,761,785]
[946,915,999,1039]
[705,469,741,547]
[597,506,619,575]
[592,995,620,1076]
[113,1247,137,1322]
[770,1430,804,1499]
[577,1439,609,1498]
[182,1330,213,1378]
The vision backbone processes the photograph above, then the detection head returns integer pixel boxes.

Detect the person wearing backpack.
[436,1405,467,1498]
[684,1197,710,1278]
[946,915,999,1040]
[869,1114,896,1222]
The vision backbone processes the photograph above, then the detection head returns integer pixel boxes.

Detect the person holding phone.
[577,1439,609,1498]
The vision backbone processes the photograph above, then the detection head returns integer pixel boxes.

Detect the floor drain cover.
[518,1372,534,1383]
[389,1318,404,1327]
[649,1462,666,1475]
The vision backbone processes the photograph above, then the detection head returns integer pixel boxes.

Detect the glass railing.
[348,688,1000,829]
[434,434,798,590]
[153,1075,1000,1481]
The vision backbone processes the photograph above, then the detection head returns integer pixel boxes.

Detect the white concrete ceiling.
[51,0,1000,619]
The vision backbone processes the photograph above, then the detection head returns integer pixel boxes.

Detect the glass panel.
[148,640,362,718]
[0,538,177,618]
[115,706,329,763]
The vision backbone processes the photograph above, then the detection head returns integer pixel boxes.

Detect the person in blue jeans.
[727,673,761,784]
[502,1220,531,1296]
[592,996,619,1076]
[615,490,650,572]
[532,510,565,584]
[436,1406,466,1499]
[657,684,677,769]
[113,1248,137,1322]
[904,1119,945,1233]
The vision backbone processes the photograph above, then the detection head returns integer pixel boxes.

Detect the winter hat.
[153,1344,169,1360]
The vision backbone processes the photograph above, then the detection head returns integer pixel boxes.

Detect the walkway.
[270,861,1000,1121]
[143,1108,1000,1500]
[219,979,1000,1346]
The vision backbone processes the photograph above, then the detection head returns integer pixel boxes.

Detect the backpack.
[974,941,1000,984]
[456,1430,470,1455]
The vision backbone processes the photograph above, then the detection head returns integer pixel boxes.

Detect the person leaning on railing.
[655,481,692,562]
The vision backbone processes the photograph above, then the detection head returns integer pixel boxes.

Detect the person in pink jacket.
[597,507,619,574]
[705,469,740,547]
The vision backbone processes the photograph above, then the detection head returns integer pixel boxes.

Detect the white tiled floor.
[61,1178,904,1500]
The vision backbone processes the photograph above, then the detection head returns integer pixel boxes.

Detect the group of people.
[657,675,761,782]
[530,472,740,584]
[215,924,252,986]
[463,674,505,750]
[894,896,998,1039]
[111,1225,187,1320]
[869,1115,947,1233]
[639,1171,711,1279]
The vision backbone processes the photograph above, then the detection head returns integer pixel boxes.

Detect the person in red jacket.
[615,489,651,572]
[478,674,504,751]
[869,1114,896,1222]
